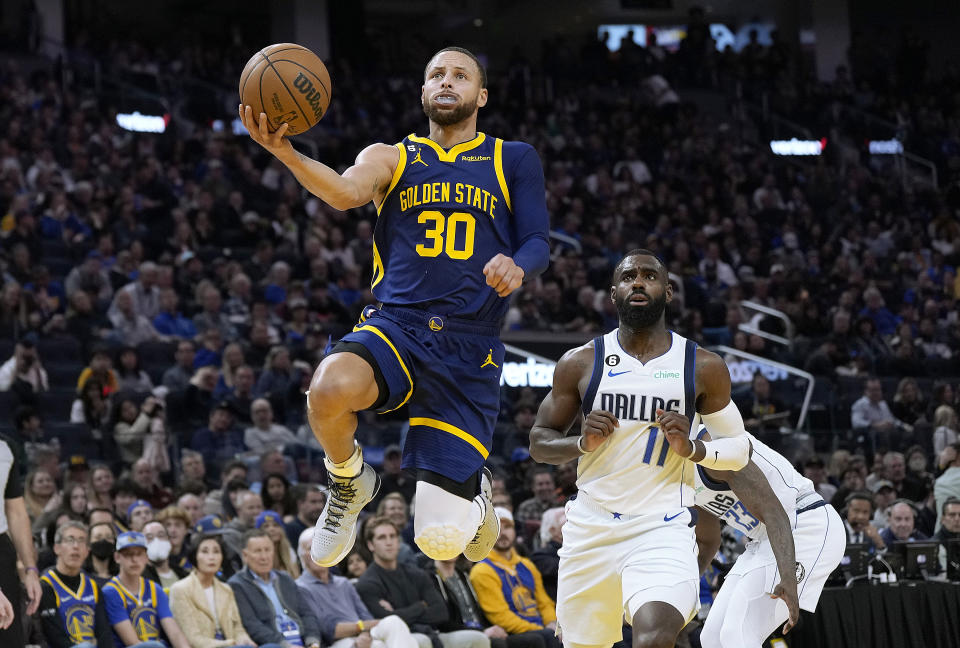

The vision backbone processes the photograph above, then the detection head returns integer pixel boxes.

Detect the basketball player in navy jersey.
[529,250,754,648]
[239,47,550,567]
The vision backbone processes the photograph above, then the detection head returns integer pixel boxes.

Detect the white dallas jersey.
[577,329,700,515]
[693,431,822,541]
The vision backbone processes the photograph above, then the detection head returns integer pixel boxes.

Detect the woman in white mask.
[143,520,189,591]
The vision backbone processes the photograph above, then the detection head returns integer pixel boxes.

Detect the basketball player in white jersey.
[529,249,756,648]
[692,428,845,648]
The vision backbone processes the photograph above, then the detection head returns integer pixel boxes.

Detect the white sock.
[325,442,363,478]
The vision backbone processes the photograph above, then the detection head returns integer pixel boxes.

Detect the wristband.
[685,439,698,459]
[357,620,365,632]
[577,435,590,454]
[25,566,39,575]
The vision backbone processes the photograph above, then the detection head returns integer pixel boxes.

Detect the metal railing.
[503,343,560,366]
[737,323,791,349]
[900,152,939,191]
[548,230,583,255]
[740,299,794,342]
[712,345,815,430]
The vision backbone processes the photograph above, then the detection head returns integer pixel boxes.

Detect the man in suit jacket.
[842,491,886,552]
[935,443,960,532]
[228,529,322,648]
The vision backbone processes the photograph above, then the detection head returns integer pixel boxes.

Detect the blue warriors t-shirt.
[40,569,100,644]
[102,576,172,648]
[372,132,548,325]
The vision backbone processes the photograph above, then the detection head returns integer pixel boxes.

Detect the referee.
[0,432,42,646]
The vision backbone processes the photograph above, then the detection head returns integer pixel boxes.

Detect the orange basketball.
[239,43,331,135]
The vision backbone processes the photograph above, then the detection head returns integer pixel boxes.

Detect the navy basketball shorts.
[337,305,505,482]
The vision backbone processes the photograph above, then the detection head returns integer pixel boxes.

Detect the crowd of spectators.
[2,9,960,647]
[20,430,575,647]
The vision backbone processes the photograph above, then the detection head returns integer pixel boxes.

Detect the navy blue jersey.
[372,132,549,324]
[40,569,100,645]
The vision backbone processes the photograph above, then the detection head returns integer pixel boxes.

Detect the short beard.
[422,95,477,126]
[616,292,667,330]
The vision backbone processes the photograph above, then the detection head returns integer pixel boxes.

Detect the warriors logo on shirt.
[131,605,159,641]
[65,605,95,643]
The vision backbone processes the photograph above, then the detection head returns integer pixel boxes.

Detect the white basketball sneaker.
[310,462,380,567]
[463,467,499,562]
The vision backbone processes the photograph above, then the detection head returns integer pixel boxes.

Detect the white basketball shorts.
[728,502,845,610]
[556,492,700,646]
[701,502,846,648]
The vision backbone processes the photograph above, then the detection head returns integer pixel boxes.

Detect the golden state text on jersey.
[373,133,536,323]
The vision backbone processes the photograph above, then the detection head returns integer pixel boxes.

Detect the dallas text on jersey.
[599,392,680,422]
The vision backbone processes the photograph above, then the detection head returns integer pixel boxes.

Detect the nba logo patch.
[428,316,444,331]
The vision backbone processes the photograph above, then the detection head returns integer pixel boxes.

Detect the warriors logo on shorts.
[604,354,620,366]
[795,561,806,583]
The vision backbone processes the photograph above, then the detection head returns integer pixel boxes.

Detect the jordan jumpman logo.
[411,147,428,166]
[480,349,499,369]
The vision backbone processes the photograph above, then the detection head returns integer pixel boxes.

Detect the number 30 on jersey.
[416,210,476,260]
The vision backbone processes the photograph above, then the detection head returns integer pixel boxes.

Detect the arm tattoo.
[725,463,797,583]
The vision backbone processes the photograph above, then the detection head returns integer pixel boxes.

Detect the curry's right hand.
[239,104,294,158]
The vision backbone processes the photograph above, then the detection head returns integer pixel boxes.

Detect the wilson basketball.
[239,43,331,135]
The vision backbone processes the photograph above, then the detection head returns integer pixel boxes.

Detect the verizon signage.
[501,356,555,388]
[769,138,826,156]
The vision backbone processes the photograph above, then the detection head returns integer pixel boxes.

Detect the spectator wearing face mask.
[84,520,119,587]
[142,521,189,592]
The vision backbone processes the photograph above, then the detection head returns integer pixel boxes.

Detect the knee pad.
[413,480,478,559]
[414,523,471,559]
